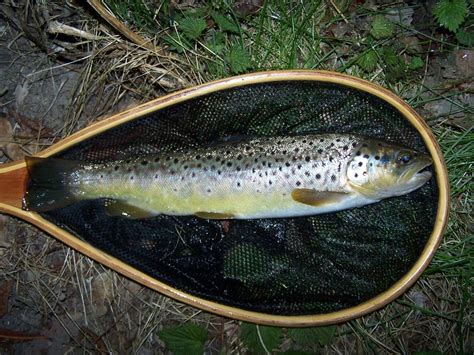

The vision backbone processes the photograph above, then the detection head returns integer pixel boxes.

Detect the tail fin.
[23,156,81,212]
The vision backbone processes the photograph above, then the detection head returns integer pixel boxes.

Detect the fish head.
[347,140,432,200]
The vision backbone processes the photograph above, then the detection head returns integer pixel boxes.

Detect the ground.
[0,1,472,354]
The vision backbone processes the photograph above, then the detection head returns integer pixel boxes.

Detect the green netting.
[37,81,438,315]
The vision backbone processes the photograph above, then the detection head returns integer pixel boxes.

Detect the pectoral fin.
[291,189,349,207]
[195,211,235,219]
[105,200,158,219]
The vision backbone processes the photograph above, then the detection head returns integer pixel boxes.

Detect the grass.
[1,0,472,353]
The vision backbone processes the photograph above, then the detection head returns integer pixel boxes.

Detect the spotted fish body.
[24,134,432,219]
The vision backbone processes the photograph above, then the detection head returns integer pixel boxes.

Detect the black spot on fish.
[285,162,291,167]
[362,143,368,147]
[207,155,212,160]
[355,173,358,178]
[268,162,272,168]
[262,161,266,166]
[226,150,231,155]
[302,139,306,143]
[278,166,283,171]
[259,173,263,177]
[237,154,242,160]
[254,158,258,163]
[338,163,341,172]
[305,156,311,162]
[100,174,103,179]
[217,170,222,175]
[296,181,301,186]
[336,138,341,142]
[197,163,202,168]
[237,182,241,187]
[375,155,380,160]
[166,156,171,161]
[252,168,256,173]
[292,157,297,162]
[297,164,302,169]
[184,165,188,169]
[363,154,369,159]
[207,189,211,193]
[282,150,287,154]
[130,176,134,180]
[356,151,361,156]
[154,157,160,162]
[114,166,119,171]
[318,149,323,154]
[331,175,336,181]
[195,155,201,160]
[269,180,272,185]
[343,145,348,151]
[192,172,196,177]
[330,143,335,147]
[369,163,373,166]
[305,171,310,176]
[141,160,148,166]
[358,162,363,167]
[155,174,158,179]
[352,142,357,147]
[245,146,251,151]
[294,147,299,153]
[227,162,232,167]
[319,139,324,143]
[329,157,334,162]
[236,166,241,171]
[316,174,321,179]
[173,158,179,164]
[211,165,215,170]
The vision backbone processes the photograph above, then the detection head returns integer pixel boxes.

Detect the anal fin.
[105,200,158,219]
[291,189,349,207]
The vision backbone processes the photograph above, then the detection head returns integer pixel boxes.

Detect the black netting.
[39,81,438,315]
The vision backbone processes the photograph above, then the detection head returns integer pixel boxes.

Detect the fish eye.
[397,152,412,164]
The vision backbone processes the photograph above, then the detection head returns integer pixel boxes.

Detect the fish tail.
[23,156,81,212]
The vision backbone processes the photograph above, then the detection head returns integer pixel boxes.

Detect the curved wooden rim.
[0,70,449,326]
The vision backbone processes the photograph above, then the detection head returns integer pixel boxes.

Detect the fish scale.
[24,133,432,219]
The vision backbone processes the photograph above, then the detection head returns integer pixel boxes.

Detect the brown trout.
[23,134,432,219]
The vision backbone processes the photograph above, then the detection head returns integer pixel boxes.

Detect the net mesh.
[40,81,438,315]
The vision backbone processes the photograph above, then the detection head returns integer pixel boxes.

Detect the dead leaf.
[91,272,114,317]
[0,279,13,316]
[0,118,13,147]
[233,0,264,17]
[8,109,55,139]
[3,143,25,161]
[14,82,29,108]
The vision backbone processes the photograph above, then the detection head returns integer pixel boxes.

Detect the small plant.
[433,0,472,45]
[158,321,337,354]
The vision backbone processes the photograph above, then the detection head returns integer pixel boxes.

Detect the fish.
[23,134,433,219]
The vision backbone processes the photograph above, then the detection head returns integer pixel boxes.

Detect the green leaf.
[288,326,336,347]
[227,45,252,74]
[179,15,207,40]
[212,12,240,34]
[409,56,424,70]
[433,0,468,32]
[383,47,406,80]
[370,15,395,39]
[456,30,474,46]
[240,323,283,355]
[357,49,378,72]
[158,323,208,355]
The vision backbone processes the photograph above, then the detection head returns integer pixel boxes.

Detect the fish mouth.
[404,156,433,183]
